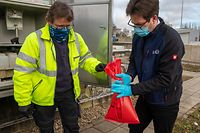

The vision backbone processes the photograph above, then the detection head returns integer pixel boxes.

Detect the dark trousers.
[32,90,80,133]
[129,96,179,133]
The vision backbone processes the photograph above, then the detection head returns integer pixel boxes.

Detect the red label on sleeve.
[172,54,178,60]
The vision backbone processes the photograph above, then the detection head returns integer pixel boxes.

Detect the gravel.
[29,103,110,133]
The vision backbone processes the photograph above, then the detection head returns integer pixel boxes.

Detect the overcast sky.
[113,0,200,30]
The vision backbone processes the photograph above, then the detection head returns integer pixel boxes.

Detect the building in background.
[177,28,200,45]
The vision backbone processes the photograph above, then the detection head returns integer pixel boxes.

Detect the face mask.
[132,26,150,37]
[49,25,70,44]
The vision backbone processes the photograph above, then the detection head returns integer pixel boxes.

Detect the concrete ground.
[80,71,200,133]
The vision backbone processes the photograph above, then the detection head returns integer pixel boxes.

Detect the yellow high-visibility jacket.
[13,24,101,106]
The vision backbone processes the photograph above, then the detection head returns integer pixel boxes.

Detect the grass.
[174,64,200,133]
[174,104,200,133]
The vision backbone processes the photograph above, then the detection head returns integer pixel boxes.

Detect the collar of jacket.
[148,17,165,36]
[40,23,76,43]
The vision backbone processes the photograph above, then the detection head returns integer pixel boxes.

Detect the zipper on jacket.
[32,79,43,94]
[164,88,168,102]
[140,42,145,79]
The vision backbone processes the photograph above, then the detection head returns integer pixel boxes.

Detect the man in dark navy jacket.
[111,0,185,133]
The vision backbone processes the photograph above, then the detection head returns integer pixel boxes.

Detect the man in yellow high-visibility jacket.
[13,1,106,132]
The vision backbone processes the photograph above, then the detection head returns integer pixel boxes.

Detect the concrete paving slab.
[108,127,128,133]
[178,112,184,118]
[182,96,200,107]
[183,77,200,89]
[80,73,200,133]
[92,118,105,125]
[144,127,154,133]
[94,121,117,133]
[188,83,200,92]
[179,106,189,115]
[180,93,191,101]
[183,71,200,77]
[148,122,154,129]
[111,121,122,126]
[81,128,102,133]
[183,90,196,96]
[195,91,200,96]
[120,124,129,130]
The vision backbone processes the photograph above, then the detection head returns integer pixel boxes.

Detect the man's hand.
[111,81,133,98]
[18,105,33,118]
[116,73,132,85]
[95,63,107,72]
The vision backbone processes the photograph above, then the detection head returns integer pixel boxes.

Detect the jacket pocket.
[146,88,166,105]
[32,79,43,94]
[73,55,80,69]
[73,55,80,60]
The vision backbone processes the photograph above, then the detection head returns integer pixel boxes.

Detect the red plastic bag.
[104,59,140,124]
[104,59,122,80]
[105,94,140,124]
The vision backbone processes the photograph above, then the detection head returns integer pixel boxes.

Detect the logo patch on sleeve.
[172,54,178,60]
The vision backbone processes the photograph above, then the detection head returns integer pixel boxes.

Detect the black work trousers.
[129,96,179,133]
[32,90,80,133]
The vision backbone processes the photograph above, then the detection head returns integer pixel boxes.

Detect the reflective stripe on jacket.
[13,24,101,106]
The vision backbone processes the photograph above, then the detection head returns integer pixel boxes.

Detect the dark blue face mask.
[49,25,70,44]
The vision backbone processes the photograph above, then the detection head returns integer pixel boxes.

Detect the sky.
[112,0,200,30]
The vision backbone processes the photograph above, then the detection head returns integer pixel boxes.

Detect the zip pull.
[146,50,149,56]
[50,40,56,61]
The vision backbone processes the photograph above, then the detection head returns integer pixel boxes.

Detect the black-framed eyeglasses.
[128,19,148,29]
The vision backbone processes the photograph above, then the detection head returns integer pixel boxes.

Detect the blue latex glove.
[111,82,132,98]
[116,73,131,85]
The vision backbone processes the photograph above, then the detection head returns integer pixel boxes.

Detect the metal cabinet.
[71,0,112,86]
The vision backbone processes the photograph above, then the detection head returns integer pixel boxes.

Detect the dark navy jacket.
[127,18,185,106]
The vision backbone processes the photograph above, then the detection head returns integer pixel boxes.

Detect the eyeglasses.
[128,19,148,29]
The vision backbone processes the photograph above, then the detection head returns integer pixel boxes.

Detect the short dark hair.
[126,0,159,21]
[46,1,74,23]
